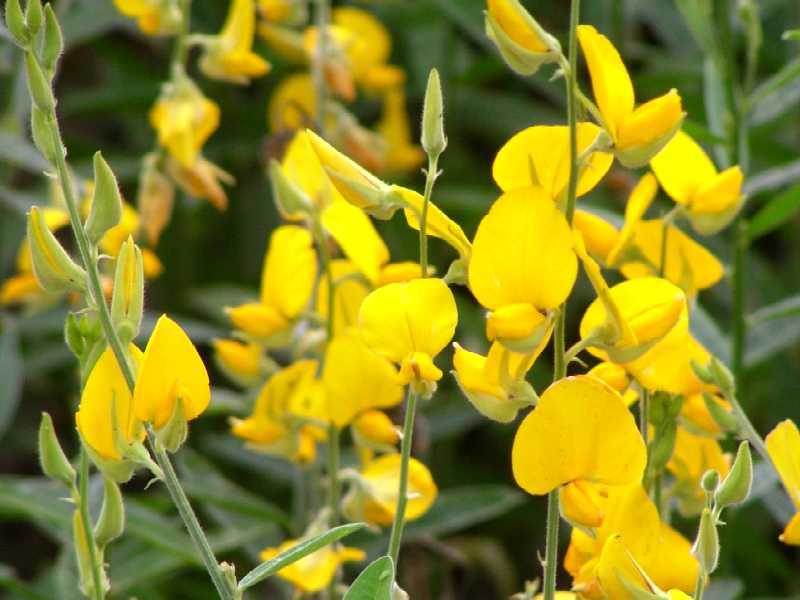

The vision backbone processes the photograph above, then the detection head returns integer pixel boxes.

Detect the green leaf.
[748,57,800,125]
[674,0,714,52]
[237,522,366,591]
[0,318,23,440]
[748,185,800,240]
[343,556,394,600]
[745,159,800,197]
[745,298,800,367]
[748,294,800,326]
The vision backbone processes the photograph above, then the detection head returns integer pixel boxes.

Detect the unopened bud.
[4,0,29,46]
[421,68,447,159]
[692,507,719,575]
[94,477,125,548]
[27,206,86,294]
[715,441,753,508]
[84,152,123,244]
[110,237,144,343]
[41,5,63,75]
[690,360,714,385]
[709,357,736,396]
[484,0,561,76]
[25,52,55,112]
[38,412,75,486]
[269,159,312,220]
[25,0,42,35]
[701,469,720,494]
[703,393,740,434]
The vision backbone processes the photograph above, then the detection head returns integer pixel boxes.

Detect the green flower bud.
[715,441,753,508]
[24,0,43,36]
[110,237,144,343]
[421,68,447,160]
[4,0,30,46]
[703,392,740,434]
[30,104,58,163]
[25,51,55,112]
[85,151,123,244]
[38,412,75,486]
[94,477,125,548]
[269,160,312,220]
[701,468,720,493]
[692,507,719,575]
[709,357,736,396]
[27,206,86,294]
[690,359,715,385]
[41,5,63,75]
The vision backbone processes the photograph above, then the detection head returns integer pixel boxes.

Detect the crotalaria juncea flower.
[469,186,576,352]
[511,376,646,496]
[199,0,271,84]
[765,420,800,545]
[577,25,684,168]
[484,0,561,76]
[212,339,265,387]
[650,130,745,235]
[113,0,181,36]
[358,278,457,393]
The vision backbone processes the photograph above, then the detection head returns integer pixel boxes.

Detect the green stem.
[388,388,418,565]
[147,426,233,600]
[171,0,193,70]
[327,424,341,526]
[693,572,705,600]
[78,448,105,600]
[312,0,330,138]
[725,387,771,464]
[639,389,649,437]
[419,154,439,278]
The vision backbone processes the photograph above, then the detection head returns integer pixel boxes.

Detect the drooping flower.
[577,25,684,168]
[376,87,425,174]
[199,0,271,84]
[212,339,266,387]
[650,130,745,235]
[765,420,800,545]
[484,0,561,76]
[268,74,317,133]
[512,376,646,496]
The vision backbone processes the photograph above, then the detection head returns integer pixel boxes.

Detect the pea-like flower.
[358,278,457,396]
[198,0,271,84]
[469,186,576,352]
[650,130,745,235]
[212,339,266,387]
[765,420,800,545]
[577,25,684,168]
[112,0,181,36]
[512,376,646,496]
[484,0,561,76]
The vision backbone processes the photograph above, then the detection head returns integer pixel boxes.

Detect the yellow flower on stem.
[765,420,800,545]
[358,278,457,396]
[469,187,576,352]
[650,130,745,235]
[199,0,271,84]
[342,453,437,527]
[166,155,234,211]
[604,173,659,268]
[150,75,220,168]
[577,25,684,168]
[572,209,621,265]
[484,0,561,76]
[316,259,370,336]
[376,87,425,175]
[512,376,646,496]
[113,0,181,36]
[268,74,317,133]
[226,225,317,342]
[212,339,265,387]
[492,123,613,202]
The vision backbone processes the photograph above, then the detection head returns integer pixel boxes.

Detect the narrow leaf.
[748,185,800,240]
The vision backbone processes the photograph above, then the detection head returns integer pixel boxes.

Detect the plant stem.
[171,0,193,70]
[388,387,419,566]
[327,423,341,526]
[312,0,330,138]
[78,448,105,600]
[694,572,705,600]
[725,387,771,464]
[419,153,439,278]
[639,389,649,436]
[147,426,233,600]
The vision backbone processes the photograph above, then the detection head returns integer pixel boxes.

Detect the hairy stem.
[388,387,419,565]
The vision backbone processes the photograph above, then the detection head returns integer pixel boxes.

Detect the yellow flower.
[572,209,621,264]
[352,410,399,449]
[395,186,472,262]
[231,360,325,464]
[452,340,542,423]
[268,74,316,133]
[359,278,457,391]
[330,7,392,86]
[199,0,271,84]
[650,130,745,235]
[258,0,305,25]
[512,376,646,496]
[605,173,659,268]
[212,339,265,387]
[133,315,211,429]
[342,453,437,526]
[150,75,220,168]
[316,260,370,336]
[378,261,433,286]
[376,87,425,175]
[492,123,613,202]
[323,330,404,427]
[227,225,317,341]
[321,200,390,284]
[469,187,576,351]
[668,426,730,516]
[166,155,234,211]
[260,536,365,593]
[113,0,181,36]
[577,25,684,168]
[765,420,800,545]
[484,0,561,76]
[76,347,145,461]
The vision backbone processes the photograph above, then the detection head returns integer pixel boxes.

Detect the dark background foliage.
[1,1,799,598]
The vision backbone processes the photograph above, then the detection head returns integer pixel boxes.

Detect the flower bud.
[25,0,42,35]
[715,441,752,508]
[692,507,719,575]
[85,152,123,244]
[269,159,312,220]
[94,477,125,548]
[421,68,447,160]
[25,51,55,112]
[110,237,144,344]
[30,104,58,163]
[485,303,549,353]
[709,356,736,397]
[690,360,714,385]
[700,469,720,494]
[38,412,75,486]
[41,5,63,75]
[27,206,86,294]
[137,153,175,246]
[4,0,29,46]
[702,392,740,434]
[484,0,561,76]
[615,90,684,168]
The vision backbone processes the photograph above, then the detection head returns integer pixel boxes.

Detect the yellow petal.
[486,0,548,52]
[76,347,145,461]
[641,524,698,595]
[260,538,365,593]
[316,259,370,336]
[765,420,800,509]
[561,480,607,529]
[692,166,744,213]
[397,186,472,260]
[399,351,444,384]
[377,88,425,175]
[650,130,718,206]
[268,74,316,132]
[587,361,630,393]
[469,187,577,311]
[331,7,392,80]
[281,130,335,208]
[615,90,684,161]
[572,209,620,264]
[596,534,649,600]
[323,331,403,427]
[212,339,263,386]
[486,303,550,353]
[780,512,800,545]
[260,225,317,319]
[511,376,646,495]
[133,315,210,428]
[322,200,389,284]
[577,25,634,138]
[680,393,730,436]
[358,278,457,364]
[359,453,438,526]
[492,123,613,199]
[606,173,659,268]
[352,410,399,447]
[226,302,289,340]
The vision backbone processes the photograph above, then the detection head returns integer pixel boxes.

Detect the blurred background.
[1,0,800,598]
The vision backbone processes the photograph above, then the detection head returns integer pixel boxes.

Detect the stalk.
[77,449,105,600]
